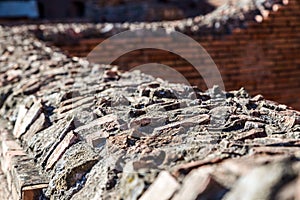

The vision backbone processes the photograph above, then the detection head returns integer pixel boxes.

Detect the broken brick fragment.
[234,128,267,141]
[45,131,79,170]
[140,171,180,200]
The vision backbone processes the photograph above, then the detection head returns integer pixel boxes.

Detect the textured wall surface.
[53,0,300,109]
[1,24,300,200]
[2,1,300,199]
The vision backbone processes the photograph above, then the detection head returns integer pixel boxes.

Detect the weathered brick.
[234,128,267,141]
[22,113,47,141]
[45,131,78,170]
[154,114,210,134]
[22,184,49,200]
[172,166,226,200]
[140,171,180,200]
[14,100,43,138]
[12,105,28,138]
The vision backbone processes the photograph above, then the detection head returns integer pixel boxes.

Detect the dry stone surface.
[0,13,300,200]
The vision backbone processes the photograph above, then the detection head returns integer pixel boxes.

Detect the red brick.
[140,171,180,200]
[45,131,78,170]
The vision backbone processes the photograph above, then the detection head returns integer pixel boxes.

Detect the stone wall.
[46,0,300,109]
[1,24,300,200]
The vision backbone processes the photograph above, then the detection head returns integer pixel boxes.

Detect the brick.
[172,166,226,200]
[12,105,28,138]
[154,114,210,135]
[11,156,48,200]
[22,113,47,141]
[140,171,180,200]
[74,114,118,136]
[14,100,43,138]
[29,116,75,168]
[22,184,49,200]
[56,96,94,114]
[174,154,230,176]
[234,128,267,141]
[56,102,94,121]
[45,131,78,170]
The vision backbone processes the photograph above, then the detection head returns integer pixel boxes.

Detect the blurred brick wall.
[57,0,300,109]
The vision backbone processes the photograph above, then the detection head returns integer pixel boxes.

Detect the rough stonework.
[1,20,300,200]
[16,0,300,111]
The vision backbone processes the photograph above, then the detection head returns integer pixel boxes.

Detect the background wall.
[35,0,217,21]
[55,0,300,109]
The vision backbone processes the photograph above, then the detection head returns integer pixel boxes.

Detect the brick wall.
[56,0,300,109]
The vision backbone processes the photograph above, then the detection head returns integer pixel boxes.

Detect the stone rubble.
[0,17,300,200]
